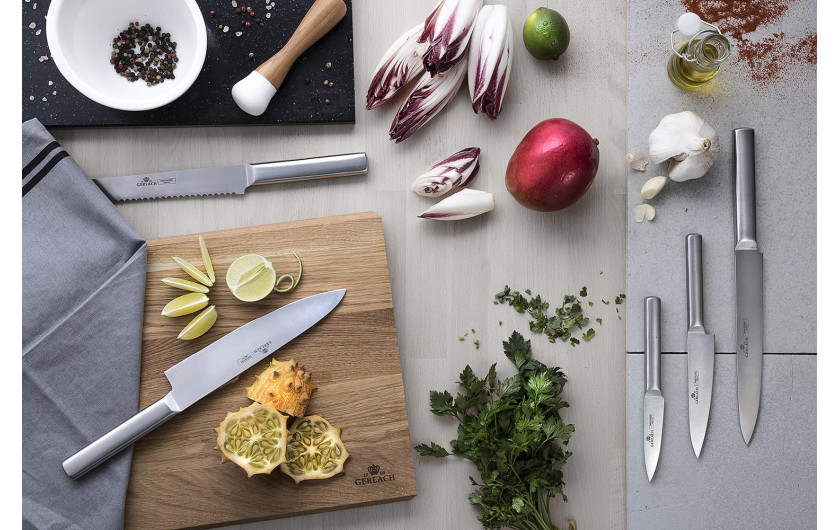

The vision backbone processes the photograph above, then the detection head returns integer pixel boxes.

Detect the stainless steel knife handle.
[247,152,367,186]
[62,393,180,480]
[644,296,661,392]
[734,128,757,249]
[686,234,705,331]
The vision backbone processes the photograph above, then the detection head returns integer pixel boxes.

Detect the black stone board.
[21,0,355,127]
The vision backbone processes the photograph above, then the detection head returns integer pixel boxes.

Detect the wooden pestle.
[232,0,347,116]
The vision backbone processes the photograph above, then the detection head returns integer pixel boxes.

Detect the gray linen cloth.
[23,119,147,529]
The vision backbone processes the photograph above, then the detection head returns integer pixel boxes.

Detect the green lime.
[523,7,570,61]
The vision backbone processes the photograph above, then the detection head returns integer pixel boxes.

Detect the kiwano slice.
[246,358,315,418]
[215,403,289,477]
[281,415,349,483]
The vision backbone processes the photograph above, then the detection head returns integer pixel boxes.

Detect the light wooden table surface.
[53,0,627,528]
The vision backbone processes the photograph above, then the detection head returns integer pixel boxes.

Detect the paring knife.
[643,296,664,482]
[686,234,714,458]
[62,288,346,479]
[93,152,368,202]
[734,128,764,445]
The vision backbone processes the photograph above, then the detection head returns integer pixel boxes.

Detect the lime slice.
[162,292,209,317]
[161,277,210,293]
[226,254,277,302]
[523,7,570,61]
[178,305,217,340]
[173,256,213,287]
[199,236,216,284]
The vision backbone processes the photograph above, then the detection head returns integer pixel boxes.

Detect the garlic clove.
[627,150,649,171]
[641,176,667,199]
[633,205,646,223]
[418,188,495,220]
[643,204,656,221]
[648,111,719,177]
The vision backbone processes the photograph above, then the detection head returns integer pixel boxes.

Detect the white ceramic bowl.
[46,0,207,111]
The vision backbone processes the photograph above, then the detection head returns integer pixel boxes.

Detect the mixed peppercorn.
[110,22,178,86]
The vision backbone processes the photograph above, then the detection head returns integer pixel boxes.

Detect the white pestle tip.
[232,71,277,116]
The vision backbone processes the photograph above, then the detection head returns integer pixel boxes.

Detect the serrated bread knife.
[62,289,345,479]
[93,153,367,202]
[686,234,714,458]
[643,296,664,482]
[734,128,764,445]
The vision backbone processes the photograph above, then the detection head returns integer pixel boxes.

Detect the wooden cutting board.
[123,212,416,529]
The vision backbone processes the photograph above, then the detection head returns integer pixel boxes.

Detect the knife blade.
[734,128,763,445]
[643,296,664,482]
[93,152,368,201]
[62,288,345,479]
[685,234,714,458]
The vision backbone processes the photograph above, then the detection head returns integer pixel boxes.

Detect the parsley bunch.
[416,332,575,530]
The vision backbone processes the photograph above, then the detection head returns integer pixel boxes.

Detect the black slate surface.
[22,0,355,127]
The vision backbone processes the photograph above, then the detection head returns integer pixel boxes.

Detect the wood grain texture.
[123,212,416,529]
[52,0,628,528]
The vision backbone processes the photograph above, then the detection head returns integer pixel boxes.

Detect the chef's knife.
[93,152,368,202]
[643,296,664,482]
[734,128,764,445]
[686,234,714,458]
[62,288,346,479]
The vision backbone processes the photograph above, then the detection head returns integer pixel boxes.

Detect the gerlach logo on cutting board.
[355,463,395,486]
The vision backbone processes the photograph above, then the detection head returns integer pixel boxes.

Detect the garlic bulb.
[418,189,495,220]
[648,111,719,182]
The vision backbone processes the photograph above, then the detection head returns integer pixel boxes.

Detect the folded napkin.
[22,119,147,529]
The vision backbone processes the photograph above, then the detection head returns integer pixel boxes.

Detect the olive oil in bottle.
[667,13,731,90]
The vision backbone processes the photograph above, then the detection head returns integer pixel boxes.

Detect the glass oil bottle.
[667,13,731,90]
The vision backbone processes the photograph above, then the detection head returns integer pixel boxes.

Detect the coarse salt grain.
[48,80,53,85]
[231,0,237,6]
[29,22,36,29]
[39,55,49,62]
[235,31,242,36]
[266,12,271,18]
[29,96,34,101]
[223,26,229,33]
[41,97,47,101]
[35,29,41,35]
[266,5,272,10]
[52,91,56,95]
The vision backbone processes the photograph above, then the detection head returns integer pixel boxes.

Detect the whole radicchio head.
[366,24,426,110]
[467,5,513,120]
[418,0,483,76]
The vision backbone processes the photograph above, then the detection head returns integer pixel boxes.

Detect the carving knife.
[62,288,346,479]
[93,152,368,202]
[686,234,714,458]
[734,128,763,445]
[643,296,664,481]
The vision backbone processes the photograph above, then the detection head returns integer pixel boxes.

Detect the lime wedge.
[199,236,216,284]
[173,256,213,287]
[226,254,277,302]
[161,277,210,293]
[162,292,209,317]
[178,305,217,340]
